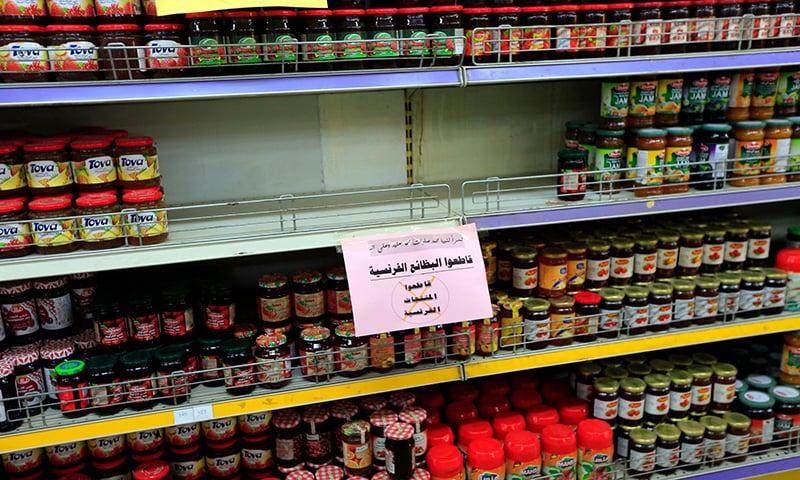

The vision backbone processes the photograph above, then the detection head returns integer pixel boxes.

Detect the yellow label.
[635,149,665,186]
[625,146,638,179]
[126,209,168,238]
[540,263,567,292]
[32,218,75,246]
[26,160,73,189]
[118,154,159,182]
[74,156,118,185]
[80,213,123,242]
[500,316,523,348]
[0,163,25,191]
[550,313,574,338]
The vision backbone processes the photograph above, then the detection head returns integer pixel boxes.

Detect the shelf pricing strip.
[154,0,326,15]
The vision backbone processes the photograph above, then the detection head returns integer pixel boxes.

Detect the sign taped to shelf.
[153,0,326,15]
[341,223,493,336]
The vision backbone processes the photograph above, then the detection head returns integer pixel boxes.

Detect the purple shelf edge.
[466,185,800,229]
[466,50,800,83]
[0,69,462,106]
[685,454,800,480]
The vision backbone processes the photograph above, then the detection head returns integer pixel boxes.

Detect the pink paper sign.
[341,224,493,336]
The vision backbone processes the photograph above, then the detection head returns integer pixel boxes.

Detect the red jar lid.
[302,405,331,424]
[115,135,154,147]
[366,8,399,14]
[521,5,552,11]
[122,189,163,204]
[272,409,301,429]
[511,387,543,412]
[511,371,541,390]
[449,382,480,403]
[185,11,223,17]
[491,411,526,441]
[776,248,800,272]
[692,0,716,4]
[0,25,45,32]
[332,9,365,15]
[223,10,259,17]
[445,401,478,426]
[385,421,415,441]
[29,196,71,211]
[541,380,571,405]
[96,23,141,31]
[426,444,464,478]
[76,193,118,208]
[574,291,602,305]
[71,139,112,150]
[261,9,298,16]
[286,470,315,480]
[607,2,635,7]
[370,409,399,428]
[426,423,455,447]
[557,398,589,426]
[316,465,344,480]
[463,7,492,13]
[635,1,663,6]
[23,141,64,152]
[466,438,504,470]
[0,200,24,214]
[430,5,463,12]
[45,24,96,32]
[298,9,333,16]
[662,0,692,5]
[480,377,511,396]
[492,6,522,12]
[457,419,493,450]
[504,430,540,462]
[360,394,388,412]
[390,391,416,409]
[478,394,511,420]
[577,419,613,450]
[133,460,171,480]
[581,3,609,9]
[397,7,431,13]
[541,424,577,455]
[415,386,445,410]
[525,404,560,434]
[399,406,427,427]
[144,24,185,30]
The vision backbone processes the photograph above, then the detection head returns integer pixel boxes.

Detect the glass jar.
[538,247,567,297]
[326,267,352,320]
[633,236,658,283]
[224,10,261,68]
[656,232,679,278]
[120,350,155,411]
[724,225,749,270]
[24,142,73,197]
[370,409,399,469]
[511,246,538,297]
[520,298,549,350]
[520,6,550,62]
[655,77,683,127]
[222,338,256,396]
[715,0,743,51]
[574,291,601,343]
[737,269,766,319]
[33,276,74,339]
[711,362,737,413]
[663,127,692,193]
[627,428,657,478]
[86,354,123,415]
[299,326,334,382]
[27,196,78,255]
[592,377,620,424]
[668,370,693,421]
[92,298,127,353]
[763,268,787,315]
[643,374,671,424]
[198,337,224,387]
[701,228,726,273]
[256,273,291,329]
[429,5,465,66]
[628,77,658,128]
[751,69,779,119]
[694,276,720,325]
[398,7,430,67]
[661,0,690,54]
[586,241,611,289]
[261,10,299,73]
[680,74,708,125]
[717,271,741,321]
[677,420,705,470]
[556,148,587,201]
[97,24,145,80]
[577,4,605,57]
[342,420,372,477]
[727,71,755,121]
[771,385,800,444]
[623,286,649,336]
[185,12,225,68]
[126,293,161,348]
[599,287,624,338]
[370,332,396,373]
[594,129,625,192]
[549,295,575,346]
[272,410,303,470]
[762,119,792,184]
[551,5,578,60]
[693,123,731,190]
[0,26,49,82]
[610,237,635,286]
[722,411,751,462]
[121,188,168,246]
[746,223,771,268]
[599,81,629,131]
[153,345,189,405]
[565,242,587,294]
[575,362,602,402]
[618,377,646,427]
[302,405,333,467]
[578,124,597,174]
[775,69,800,116]
[254,332,292,389]
[115,135,160,189]
[738,390,775,450]
[633,128,666,196]
[654,423,681,472]
[648,282,672,332]
[70,139,116,192]
[200,284,235,337]
[731,121,766,187]
[688,365,713,415]
[700,416,727,467]
[292,270,325,321]
[332,324,367,377]
[0,144,26,200]
[365,8,400,68]
[45,25,100,82]
[705,74,733,122]
[630,2,662,57]
[158,287,194,340]
[75,193,124,250]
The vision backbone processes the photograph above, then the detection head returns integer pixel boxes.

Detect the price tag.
[173,408,194,425]
[193,405,214,422]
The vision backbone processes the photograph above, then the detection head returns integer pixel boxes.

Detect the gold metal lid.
[628,362,652,377]
[712,362,738,377]
[692,352,718,366]
[650,283,674,295]
[763,267,788,280]
[593,377,620,393]
[668,354,693,368]
[550,295,575,308]
[541,247,568,259]
[656,231,680,242]
[654,423,681,442]
[604,366,629,381]
[668,369,693,386]
[611,237,635,249]
[670,278,696,291]
[650,359,675,373]
[523,298,551,313]
[644,373,671,389]
[699,415,727,433]
[620,377,647,393]
[625,286,649,299]
[629,428,658,445]
[634,236,658,247]
[695,276,721,289]
[717,272,742,285]
[586,240,611,252]
[600,357,624,368]
[512,246,538,260]
[722,412,751,430]
[687,365,713,379]
[676,420,705,437]
[578,361,603,377]
[598,288,625,301]
[564,242,587,254]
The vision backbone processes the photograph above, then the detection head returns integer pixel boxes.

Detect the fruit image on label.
[73,155,116,185]
[96,0,140,15]
[629,80,657,117]
[0,163,24,191]
[635,149,665,186]
[466,29,489,57]
[0,222,31,252]
[430,28,464,56]
[550,313,573,339]
[47,0,94,17]
[126,209,168,238]
[400,29,429,57]
[189,36,225,65]
[26,160,73,188]
[3,0,45,16]
[230,36,260,63]
[368,31,399,58]
[31,218,75,246]
[664,146,691,183]
[611,256,633,279]
[337,32,366,59]
[146,40,189,69]
[49,41,98,71]
[117,153,159,181]
[657,78,683,115]
[302,34,335,61]
[80,213,122,242]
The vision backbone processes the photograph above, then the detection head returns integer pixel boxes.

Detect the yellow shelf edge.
[465,316,800,379]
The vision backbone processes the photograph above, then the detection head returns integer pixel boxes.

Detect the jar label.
[79,213,122,243]
[539,263,567,294]
[262,33,298,62]
[43,365,58,400]
[126,208,168,239]
[300,347,334,376]
[575,382,593,404]
[599,308,620,333]
[607,22,630,48]
[522,26,549,52]
[724,241,747,263]
[558,168,586,194]
[16,370,43,410]
[645,392,669,416]
[579,24,605,51]
[71,285,95,322]
[126,376,154,403]
[294,291,325,318]
[2,0,44,17]
[728,72,754,107]
[752,71,779,106]
[763,138,791,173]
[401,29,430,57]
[451,323,475,357]
[46,441,86,466]
[146,39,189,69]
[634,253,656,276]
[664,146,691,183]
[634,149,665,186]
[301,34,336,61]
[664,19,688,44]
[162,308,194,336]
[368,31,399,58]
[592,397,617,420]
[711,382,735,405]
[129,312,161,342]
[2,297,39,337]
[423,328,446,360]
[616,435,629,459]
[507,459,540,480]
[91,382,124,407]
[739,288,764,311]
[611,255,633,279]
[477,321,498,355]
[0,42,48,73]
[259,294,291,323]
[47,0,93,16]
[166,423,200,446]
[95,0,140,15]
[629,80,657,117]
[497,259,512,283]
[695,295,718,319]
[550,313,573,339]
[693,17,714,42]
[88,435,125,458]
[430,29,465,56]
[203,417,236,441]
[156,368,188,397]
[37,293,73,331]
[750,417,775,445]
[242,446,274,470]
[775,413,800,438]
[716,18,741,42]
[0,163,25,192]
[657,78,683,115]
[777,70,800,105]
[256,355,293,383]
[239,412,271,434]
[719,291,740,317]
[94,315,127,346]
[335,32,367,59]
[669,389,691,412]
[734,140,764,175]
[74,155,116,185]
[49,41,98,72]
[201,354,221,379]
[207,452,241,477]
[188,36,225,66]
[574,314,598,337]
[594,147,623,184]
[680,441,703,464]
[26,159,73,189]
[118,153,159,181]
[566,258,586,288]
[224,362,256,388]
[656,247,678,271]
[725,432,749,454]
[623,305,647,328]
[32,217,76,247]
[702,243,724,266]
[1,448,44,474]
[618,397,644,421]
[681,77,708,114]
[542,454,575,479]
[765,286,786,308]
[656,445,679,468]
[627,448,654,473]
[170,458,206,480]
[327,289,352,316]
[402,330,423,364]
[587,258,610,282]
[648,303,672,326]
[747,238,770,260]
[690,383,711,406]
[697,142,729,180]
[707,76,732,112]
[229,35,260,64]
[276,436,302,462]
[372,436,387,460]
[127,428,164,452]
[512,265,538,290]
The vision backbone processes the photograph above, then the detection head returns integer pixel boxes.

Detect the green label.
[706,76,732,112]
[264,34,297,62]
[776,70,800,107]
[629,81,657,117]
[682,78,708,113]
[753,73,778,106]
[790,138,800,172]
[189,36,225,65]
[302,34,336,61]
[400,29,429,57]
[595,147,623,182]
[665,146,692,183]
[601,81,630,118]
[229,36,260,64]
[657,78,683,115]
[626,146,639,179]
[337,32,366,59]
[369,31,399,58]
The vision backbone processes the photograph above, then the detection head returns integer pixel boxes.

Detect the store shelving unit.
[2,36,800,479]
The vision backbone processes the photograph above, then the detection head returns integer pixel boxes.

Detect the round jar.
[701,228,726,274]
[627,428,656,478]
[272,410,303,469]
[610,237,635,286]
[710,362,737,413]
[86,354,123,415]
[738,390,775,450]
[260,10,299,73]
[747,223,772,268]
[623,286,649,335]
[654,423,681,472]
[763,268,787,315]
[71,139,116,192]
[76,193,123,250]
[737,269,766,319]
[643,373,671,425]
[700,416,727,467]
[54,359,90,418]
[548,295,575,346]
[717,271,741,321]
[97,24,145,80]
[655,231,679,279]
[721,411,751,462]
[23,142,73,197]
[0,26,49,83]
[256,273,291,329]
[633,128,666,197]
[618,377,646,427]
[731,121,766,187]
[143,24,188,77]
[254,333,292,389]
[115,136,160,189]
[28,196,78,255]
[727,72,755,121]
[668,369,693,421]
[0,145,27,200]
[688,365,713,415]
[299,326,334,382]
[120,350,155,410]
[724,225,749,271]
[598,287,624,338]
[292,270,325,320]
[342,420,372,477]
[761,119,792,185]
[647,282,672,332]
[633,236,658,284]
[121,188,168,245]
[693,276,720,325]
[510,246,537,296]
[45,25,100,82]
[592,377,620,424]
[222,338,256,396]
[556,148,587,201]
[538,247,567,297]
[298,9,336,70]
[677,420,705,470]
[594,129,625,192]
[586,240,611,289]
[662,127,692,193]
[573,291,601,343]
[92,298,128,353]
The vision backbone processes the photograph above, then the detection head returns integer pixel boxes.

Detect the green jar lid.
[789,225,800,237]
[739,390,776,409]
[597,129,625,137]
[735,379,748,394]
[85,354,118,373]
[120,351,152,368]
[771,385,800,405]
[741,269,767,282]
[666,127,693,135]
[712,362,737,377]
[644,373,671,389]
[578,361,603,377]
[677,420,705,437]
[197,337,223,347]
[55,360,85,377]
[746,374,777,391]
[154,345,186,363]
[604,366,629,381]
[565,120,585,129]
[668,369,693,386]
[766,119,792,127]
[625,354,648,364]
[222,338,251,354]
[620,377,647,393]
[650,359,675,373]
[637,128,668,137]
[699,415,727,433]
[717,272,742,285]
[579,124,598,133]
[735,121,767,128]
[701,123,732,132]
[600,357,624,368]
[625,286,650,299]
[559,148,587,160]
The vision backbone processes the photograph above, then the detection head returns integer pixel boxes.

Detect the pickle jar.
[538,247,567,297]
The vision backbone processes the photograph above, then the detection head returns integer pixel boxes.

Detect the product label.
[162,308,194,336]
[657,247,678,271]
[680,440,704,464]
[275,436,302,462]
[242,446,273,471]
[777,70,800,106]
[625,146,638,179]
[664,19,689,44]
[765,286,786,308]
[0,162,25,192]
[763,138,791,173]
[720,291,740,317]
[665,146,691,183]
[507,459,540,480]
[259,294,291,322]
[712,382,735,405]
[682,77,708,114]
[623,305,648,328]
[188,35,225,65]
[724,241,747,263]
[1,448,44,474]
[26,159,73,189]
[229,35,260,63]
[402,329,423,364]
[729,72,754,107]
[555,26,578,52]
[49,41,98,71]
[126,376,154,403]
[628,449,654,472]
[166,423,201,446]
[586,258,610,282]
[611,255,633,279]
[607,21,631,48]
[693,17,714,42]
[430,28,465,56]
[550,313,573,339]
[579,24,605,51]
[31,218,75,247]
[567,258,585,288]
[645,392,669,416]
[126,208,168,239]
[635,148,665,186]
[697,142,729,180]
[294,291,324,318]
[1,0,44,17]
[16,370,43,409]
[334,342,368,373]
[656,445,680,468]
[47,0,93,16]
[576,382,593,403]
[46,441,86,466]
[512,265,538,290]
[79,213,122,243]
[207,452,241,477]
[691,384,711,406]
[400,29,429,57]
[559,167,586,195]
[89,435,125,458]
[717,18,741,41]
[327,289,352,316]
[725,433,749,454]
[368,30,399,58]
[2,298,38,337]
[649,303,672,326]
[95,316,127,346]
[707,75,732,112]
[783,344,800,375]
[263,33,298,62]
[170,458,205,480]
[618,397,644,421]
[574,313,598,338]
[300,347,333,376]
[657,78,683,115]
[702,243,725,266]
[372,436,386,460]
[223,362,256,388]
[253,354,291,384]
[118,153,159,181]
[629,80,657,117]
[632,19,661,46]
[370,334,395,368]
[695,295,719,319]
[539,263,567,294]
[616,435,630,459]
[747,238,770,260]
[73,155,116,185]
[36,293,73,331]
[752,71,779,107]
[522,26,550,52]
[146,39,189,69]
[202,417,236,442]
[739,288,764,312]
[599,308,620,333]
[594,147,623,185]
[344,440,371,472]
[542,455,575,480]
[95,0,139,15]
[634,253,657,276]
[670,389,691,412]
[750,417,775,445]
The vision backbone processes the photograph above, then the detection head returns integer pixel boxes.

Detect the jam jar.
[34,276,75,338]
[710,362,737,413]
[618,377,646,427]
[120,350,155,410]
[86,354,123,415]
[693,276,720,325]
[700,416,728,467]
[737,269,766,319]
[153,345,189,405]
[0,144,26,200]
[326,267,352,321]
[704,74,733,122]
[598,287,624,338]
[727,71,755,121]
[115,136,160,189]
[122,188,168,246]
[299,326,334,382]
[538,247,567,297]
[23,141,73,196]
[738,390,775,450]
[261,10,299,73]
[292,270,325,321]
[633,236,658,283]
[551,5,578,60]
[606,3,632,58]
[222,338,256,396]
[76,193,124,250]
[668,369,693,421]
[556,148,587,201]
[688,365,713,415]
[549,295,575,346]
[762,268,787,315]
[575,362,602,402]
[333,323,368,377]
[592,377,619,424]
[761,119,792,185]
[724,225,749,270]
[302,405,334,467]
[610,237,635,286]
[722,411,751,461]
[45,25,100,82]
[522,298,550,350]
[429,5,465,66]
[656,231,679,278]
[731,121,766,187]
[257,273,291,329]
[627,428,657,478]
[0,26,50,83]
[224,10,261,68]
[654,423,681,472]
[586,240,611,289]
[648,282,672,332]
[365,8,400,67]
[701,228,726,273]
[594,129,625,191]
[573,291,601,343]
[643,374,671,425]
[97,24,146,80]
[746,223,772,268]
[623,286,649,336]
[631,3,661,57]
[677,420,705,470]
[717,271,741,321]
[654,77,683,127]
[254,333,292,389]
[71,139,116,192]
[332,9,367,70]
[28,196,78,255]
[185,12,225,68]
[510,246,537,296]
[633,128,666,196]
[663,127,692,193]
[464,7,491,64]
[298,9,336,70]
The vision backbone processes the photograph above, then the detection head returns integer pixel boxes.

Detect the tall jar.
[730,121,766,187]
[630,2,662,56]
[628,77,658,128]
[761,119,792,185]
[538,247,567,297]
[663,127,692,193]
[633,128,666,196]
[610,237,635,286]
[727,72,755,121]
[623,286,649,336]
[510,247,538,297]
[549,296,575,346]
[586,241,611,289]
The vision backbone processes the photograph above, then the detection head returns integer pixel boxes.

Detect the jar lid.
[286,470,315,480]
[550,295,575,308]
[644,373,671,389]
[701,123,732,132]
[619,377,646,393]
[627,362,652,377]
[653,423,681,442]
[735,120,767,128]
[197,337,223,347]
[261,9,298,16]
[521,5,553,11]
[316,465,344,480]
[0,25,45,32]
[399,406,427,426]
[692,352,717,365]
[611,237,635,249]
[96,23,141,31]
[598,287,624,301]
[397,7,431,13]
[541,246,567,259]
[54,359,85,377]
[748,222,771,232]
[676,419,705,437]
[625,285,649,299]
[699,415,728,433]
[233,323,257,340]
[511,246,537,260]
[45,24,95,32]
[586,240,611,251]
[739,390,776,408]
[574,291,602,305]
[504,430,540,461]
[628,428,657,445]
[23,141,66,153]
[637,128,667,137]
[40,342,74,361]
[762,267,788,280]
[687,365,713,379]
[71,138,112,149]
[257,273,288,289]
[302,405,330,424]
[787,116,800,126]
[325,266,348,281]
[666,126,693,135]
[766,119,792,127]
[577,361,602,376]
[301,326,330,342]
[427,444,464,476]
[297,9,333,16]
[523,297,550,312]
[115,135,154,147]
[33,276,69,290]
[222,9,259,17]
[715,272,741,285]
[649,359,674,373]
[122,189,163,204]
[153,344,185,363]
[558,148,586,160]
[220,338,250,355]
[133,460,170,480]
[540,424,577,454]
[493,6,522,12]
[649,283,673,295]
[85,354,117,373]
[389,391,416,409]
[0,143,20,155]
[370,409,399,428]
[603,366,628,381]
[445,401,478,425]
[695,276,720,289]
[463,7,492,13]
[293,269,323,284]
[668,369,693,386]
[384,421,415,441]
[255,333,287,348]
[429,5,464,12]
[711,362,737,378]
[271,409,301,430]
[575,419,612,451]
[771,385,800,404]
[360,394,387,411]
[741,269,767,282]
[76,193,118,208]
[593,377,619,393]
[119,350,151,368]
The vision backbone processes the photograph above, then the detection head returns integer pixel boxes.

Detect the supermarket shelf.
[465,49,800,84]
[676,451,800,480]
[465,314,800,379]
[0,68,463,107]
[464,181,800,230]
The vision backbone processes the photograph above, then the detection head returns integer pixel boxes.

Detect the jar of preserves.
[627,428,656,478]
[715,0,743,50]
[398,7,430,67]
[751,69,779,119]
[610,237,635,286]
[721,411,750,461]
[143,23,189,77]
[519,6,550,62]
[76,193,123,250]
[727,72,755,121]
[738,390,775,450]
[115,136,160,189]
[34,276,74,340]
[633,236,657,284]
[549,295,575,346]
[592,377,619,423]
[0,145,26,200]
[594,130,625,192]
[575,362,602,402]
[370,409,399,468]
[292,270,325,320]
[510,246,537,296]
[655,232,679,278]
[551,5,578,60]
[197,337,224,387]
[618,377,646,427]
[45,25,100,82]
[668,369,693,420]
[710,362,737,413]
[538,247,567,297]
[679,74,708,125]
[731,121,766,187]
[663,127,692,193]
[775,69,800,116]
[717,271,741,321]
[86,354,123,415]
[252,333,290,389]
[325,267,352,320]
[28,196,78,255]
[654,423,681,472]
[23,142,73,196]
[564,242,587,294]
[694,276,720,325]
[185,12,225,67]
[677,420,705,469]
[630,2,662,57]
[688,365,713,415]
[565,121,583,149]
[648,282,672,332]
[342,420,371,477]
[578,124,597,170]
[705,74,733,122]
[628,77,658,128]
[333,323,368,377]
[222,338,256,395]
[661,1,690,54]
[771,385,800,444]
[0,26,49,83]
[655,77,683,127]
[763,268,787,315]
[92,298,128,353]
[69,139,115,193]
[737,269,766,319]
[599,82,629,131]
[574,291,601,343]
[643,373,670,425]
[365,8,400,68]
[724,225,749,270]
[701,228,725,273]
[299,326,334,382]
[153,345,189,405]
[223,10,261,68]
[370,332,395,373]
[122,188,168,246]
[746,223,771,268]
[52,359,89,418]
[272,410,303,470]
[633,128,666,196]
[598,287,624,338]
[586,241,611,289]
[429,6,464,66]
[256,273,291,329]
[120,350,155,410]
[693,123,731,190]
[699,416,727,467]
[498,299,523,350]
[623,286,649,335]
[261,10,299,72]
[97,24,145,80]
[302,406,333,467]
[199,284,234,337]
[521,298,549,350]
[762,119,792,184]
[556,148,587,201]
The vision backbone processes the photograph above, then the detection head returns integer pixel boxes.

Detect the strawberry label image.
[189,36,225,66]
[724,241,746,263]
[0,42,49,74]
[46,0,94,17]
[146,40,189,70]
[3,0,45,17]
[430,29,465,56]
[0,221,31,253]
[95,0,140,16]
[368,31,399,58]
[747,238,770,260]
[702,243,724,265]
[669,390,691,412]
[301,34,335,61]
[645,393,669,416]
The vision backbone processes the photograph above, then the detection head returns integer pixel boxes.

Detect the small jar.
[710,362,737,413]
[594,129,625,192]
[556,148,587,201]
[365,8,400,67]
[731,121,766,187]
[254,333,292,389]
[54,359,90,418]
[727,71,755,121]
[575,362,602,403]
[510,246,538,297]
[705,74,733,122]
[384,421,415,479]
[34,276,75,339]
[198,337,224,387]
[428,6,464,66]
[302,405,333,467]
[592,377,620,424]
[115,136,161,189]
[717,271,741,321]
[261,10,299,72]
[598,287,624,338]
[751,69,779,119]
[342,420,372,477]
[120,350,155,411]
[643,374,671,425]
[222,338,256,395]
[551,5,578,59]
[737,269,766,319]
[256,273,291,328]
[633,236,657,284]
[661,0,690,54]
[519,6,550,62]
[159,287,194,340]
[623,286,649,336]
[655,77,683,127]
[70,139,116,192]
[28,196,78,255]
[771,385,800,444]
[628,78,658,128]
[677,420,705,470]
[627,428,657,478]
[154,345,189,404]
[724,225,749,270]
[663,127,692,193]
[775,69,800,116]
[688,365,713,415]
[538,247,567,297]
[0,144,26,200]
[747,223,772,268]
[272,410,303,469]
[86,354,123,415]
[700,416,727,467]
[397,7,430,67]
[75,193,124,250]
[656,232,679,279]
[370,332,396,373]
[600,82,629,131]
[97,24,145,80]
[693,276,720,325]
[121,188,168,246]
[738,390,775,450]
[199,284,235,337]
[522,298,550,350]
[24,141,73,197]
[668,369,693,421]
[701,228,726,274]
[498,299,523,351]
[679,74,708,125]
[224,10,261,67]
[45,25,100,81]
[610,237,635,286]
[0,26,49,82]
[333,323,368,377]
[299,326,334,382]
[633,128,666,196]
[325,267,352,320]
[618,377,646,427]
[126,293,161,348]
[573,291,601,343]
[549,295,575,346]
[763,268,788,315]
[605,4,632,57]
[654,423,681,472]
[762,119,792,185]
[722,412,751,462]
[586,241,611,289]
[185,12,225,67]
[648,282,672,332]
[370,409,399,468]
[92,298,127,353]
[292,270,325,321]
